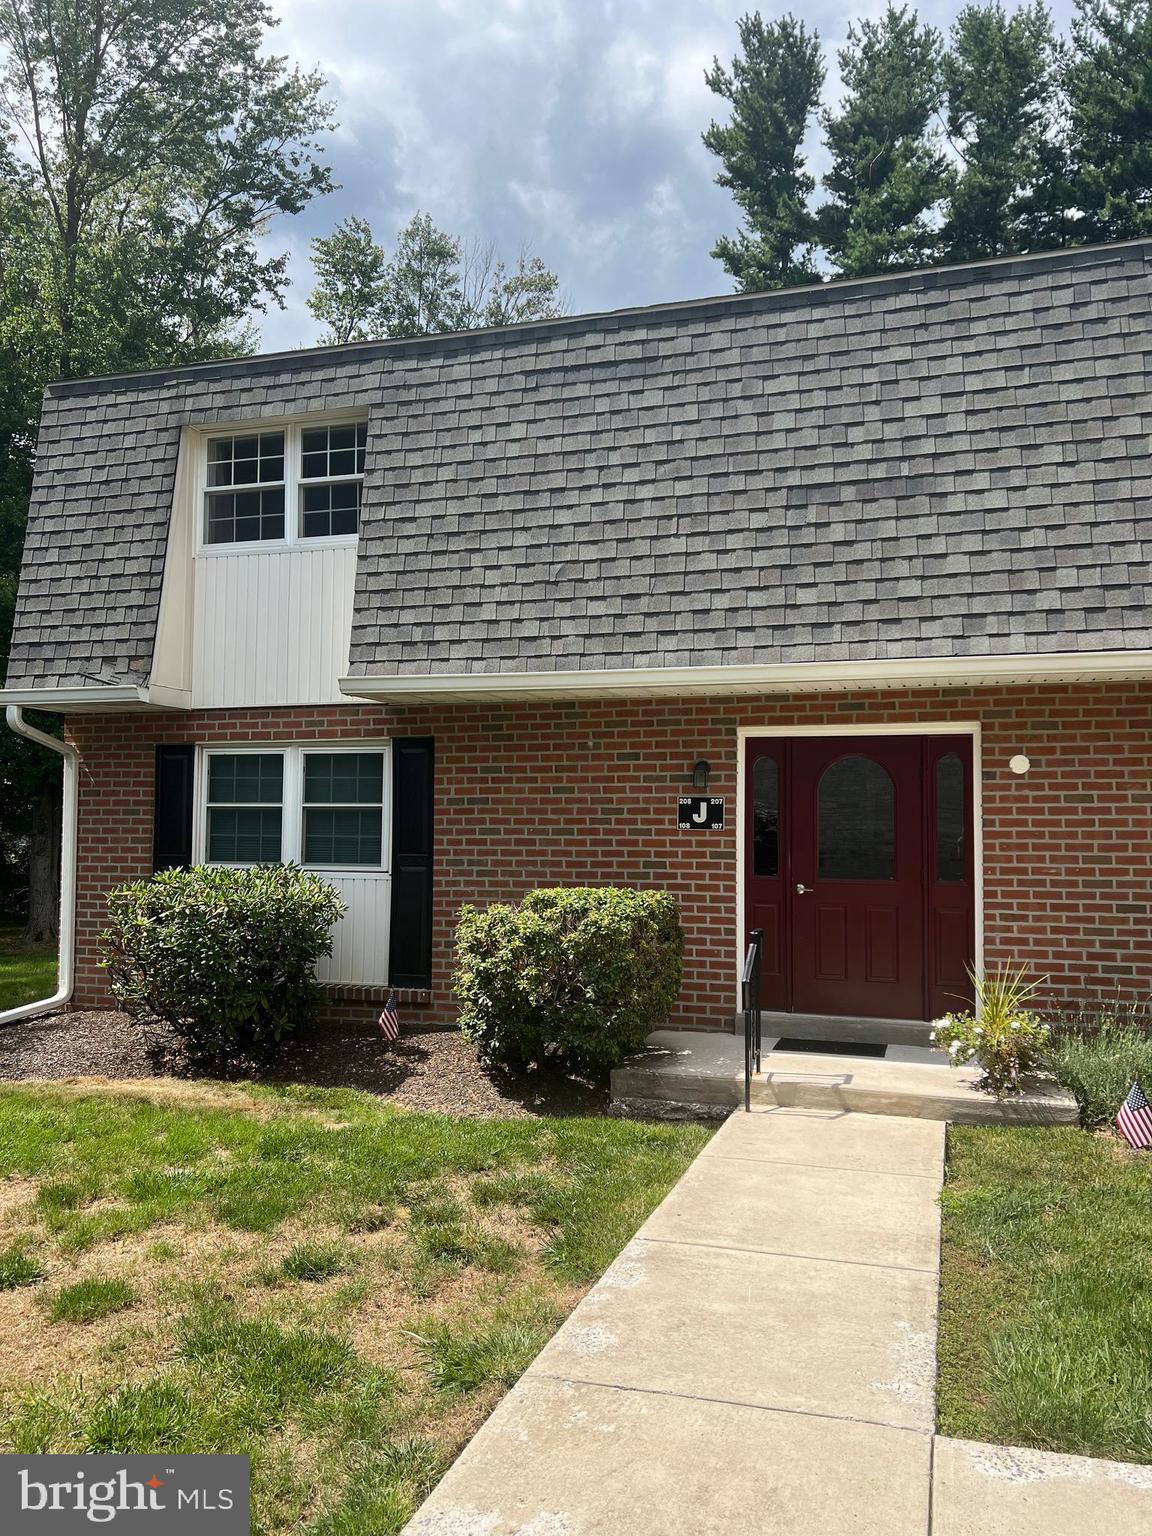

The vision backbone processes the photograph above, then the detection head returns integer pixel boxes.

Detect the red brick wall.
[66,681,1152,1029]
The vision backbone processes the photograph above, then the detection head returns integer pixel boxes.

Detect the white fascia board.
[0,684,192,713]
[340,649,1152,703]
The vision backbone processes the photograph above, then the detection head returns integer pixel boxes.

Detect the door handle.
[795,883,812,894]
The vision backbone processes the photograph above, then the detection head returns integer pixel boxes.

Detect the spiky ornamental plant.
[931,963,1050,1096]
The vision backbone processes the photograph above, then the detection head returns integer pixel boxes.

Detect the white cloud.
[256,0,1080,349]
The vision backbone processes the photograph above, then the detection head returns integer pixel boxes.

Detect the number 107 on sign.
[678,796,725,830]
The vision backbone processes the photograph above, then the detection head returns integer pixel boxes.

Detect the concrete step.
[611,1029,1079,1126]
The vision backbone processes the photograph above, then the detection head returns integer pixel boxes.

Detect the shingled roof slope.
[6,240,1151,691]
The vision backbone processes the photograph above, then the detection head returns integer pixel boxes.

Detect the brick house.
[3,239,1151,1037]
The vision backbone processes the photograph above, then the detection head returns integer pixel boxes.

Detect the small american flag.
[378,991,401,1043]
[1116,1080,1152,1150]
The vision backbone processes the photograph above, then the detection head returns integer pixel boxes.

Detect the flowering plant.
[930,965,1050,1097]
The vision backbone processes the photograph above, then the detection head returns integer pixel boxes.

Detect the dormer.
[149,414,370,710]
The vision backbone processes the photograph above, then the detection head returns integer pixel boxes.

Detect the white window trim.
[194,413,369,556]
[193,742,391,877]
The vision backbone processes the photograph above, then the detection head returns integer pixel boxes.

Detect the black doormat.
[772,1038,887,1058]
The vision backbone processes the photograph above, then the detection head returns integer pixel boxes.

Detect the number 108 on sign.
[678,796,725,830]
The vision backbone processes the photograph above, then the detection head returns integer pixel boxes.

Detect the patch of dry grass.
[0,1079,710,1534]
[14,1077,304,1115]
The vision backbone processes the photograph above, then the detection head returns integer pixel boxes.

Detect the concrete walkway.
[403,1108,1152,1535]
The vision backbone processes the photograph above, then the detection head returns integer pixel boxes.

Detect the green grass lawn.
[938,1124,1152,1464]
[0,922,57,1010]
[0,1079,709,1534]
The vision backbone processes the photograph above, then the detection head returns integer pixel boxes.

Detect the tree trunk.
[25,779,62,944]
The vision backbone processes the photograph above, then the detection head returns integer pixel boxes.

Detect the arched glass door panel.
[817,755,895,880]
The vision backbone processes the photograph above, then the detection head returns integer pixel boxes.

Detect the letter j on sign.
[678,795,725,830]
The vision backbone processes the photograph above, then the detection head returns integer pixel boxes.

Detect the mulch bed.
[0,1010,609,1119]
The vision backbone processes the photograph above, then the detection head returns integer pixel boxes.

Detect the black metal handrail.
[742,929,763,1112]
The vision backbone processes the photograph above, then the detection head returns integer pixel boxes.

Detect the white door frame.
[733,722,984,1016]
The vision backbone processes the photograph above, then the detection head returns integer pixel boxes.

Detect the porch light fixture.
[693,759,712,790]
[1009,754,1031,775]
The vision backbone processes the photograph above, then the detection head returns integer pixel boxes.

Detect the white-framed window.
[202,419,368,549]
[197,744,390,871]
[204,751,285,863]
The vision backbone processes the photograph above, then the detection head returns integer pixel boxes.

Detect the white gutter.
[339,648,1152,703]
[0,684,189,713]
[0,708,79,1024]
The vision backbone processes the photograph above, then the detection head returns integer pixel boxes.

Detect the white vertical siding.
[191,544,357,708]
[315,874,391,987]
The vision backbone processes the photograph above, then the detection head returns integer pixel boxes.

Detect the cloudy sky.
[262,0,1076,350]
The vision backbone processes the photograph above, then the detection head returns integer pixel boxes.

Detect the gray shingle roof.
[7,240,1152,691]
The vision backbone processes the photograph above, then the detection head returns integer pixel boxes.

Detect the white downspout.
[0,707,79,1023]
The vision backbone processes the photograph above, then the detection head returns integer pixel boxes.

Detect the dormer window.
[206,432,286,544]
[203,420,366,547]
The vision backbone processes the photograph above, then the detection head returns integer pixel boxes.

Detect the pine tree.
[944,3,1063,260]
[703,12,825,290]
[1065,0,1152,241]
[818,4,952,277]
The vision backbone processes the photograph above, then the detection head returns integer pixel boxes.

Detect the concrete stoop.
[610,1028,1080,1125]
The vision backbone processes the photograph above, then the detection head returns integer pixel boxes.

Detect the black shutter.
[153,744,196,872]
[389,737,435,988]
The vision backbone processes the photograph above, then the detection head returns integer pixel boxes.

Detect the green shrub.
[100,864,345,1065]
[454,887,682,1072]
[1044,1004,1152,1127]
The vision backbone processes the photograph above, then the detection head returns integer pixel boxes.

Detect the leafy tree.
[943,3,1063,260]
[0,168,58,926]
[817,4,952,277]
[383,213,470,338]
[0,0,335,934]
[1065,0,1152,240]
[307,216,390,345]
[308,212,565,344]
[0,0,335,375]
[459,240,566,330]
[702,12,825,289]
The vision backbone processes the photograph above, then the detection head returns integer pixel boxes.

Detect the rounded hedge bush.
[100,864,345,1065]
[453,886,683,1072]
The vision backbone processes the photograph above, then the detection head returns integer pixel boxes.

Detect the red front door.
[744,735,975,1021]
